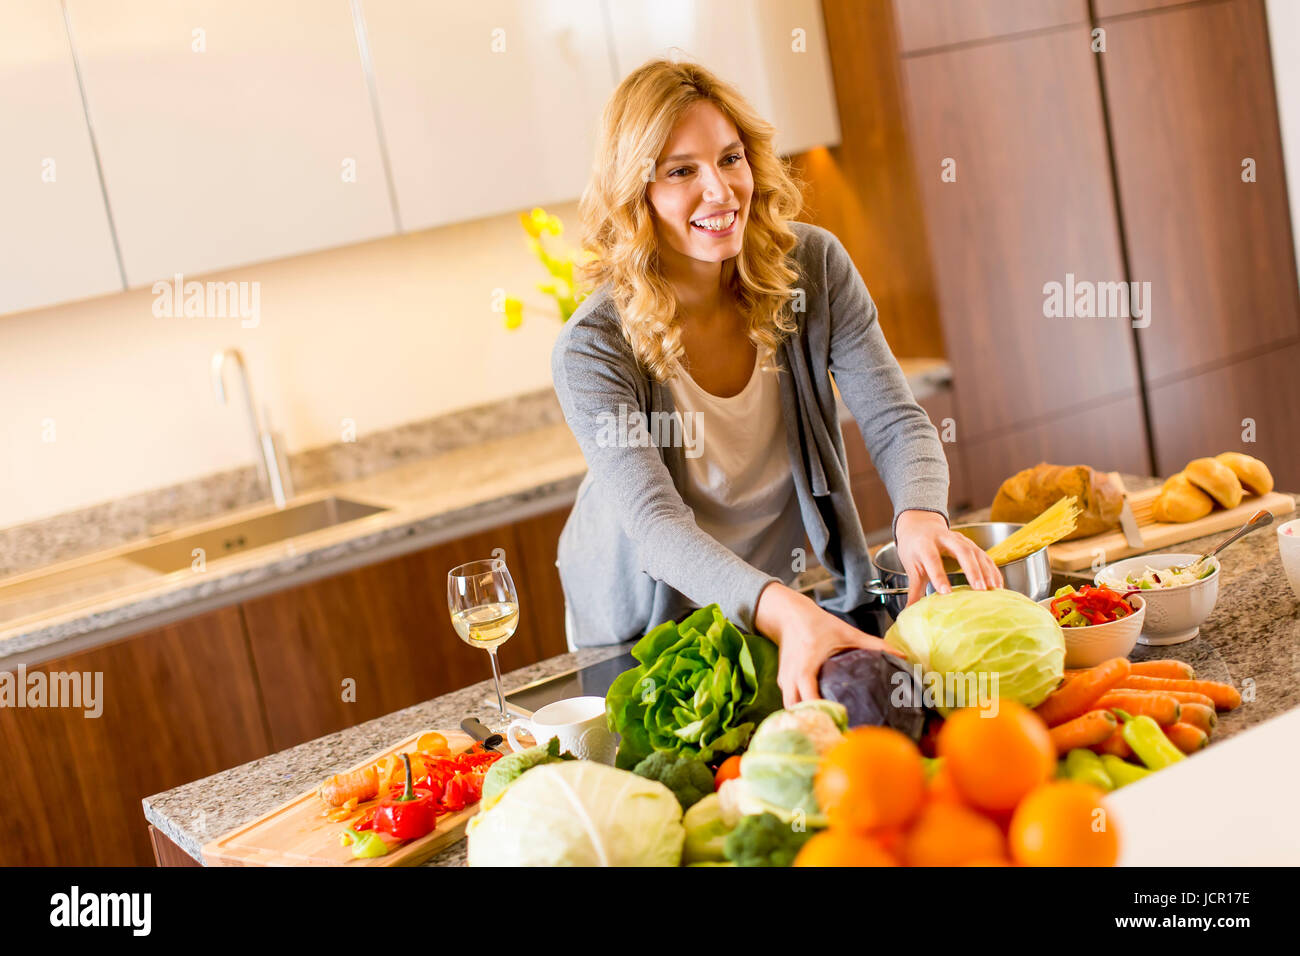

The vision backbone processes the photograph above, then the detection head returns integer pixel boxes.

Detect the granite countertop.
[0,359,950,666]
[143,642,635,867]
[145,484,1300,866]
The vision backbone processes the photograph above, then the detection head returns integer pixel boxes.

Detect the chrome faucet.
[211,348,293,508]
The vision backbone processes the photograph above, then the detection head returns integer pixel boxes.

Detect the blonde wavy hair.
[578,59,805,382]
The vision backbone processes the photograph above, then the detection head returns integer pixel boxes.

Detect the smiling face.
[646,100,753,268]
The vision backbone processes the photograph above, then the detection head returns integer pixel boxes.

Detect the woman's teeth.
[690,211,736,232]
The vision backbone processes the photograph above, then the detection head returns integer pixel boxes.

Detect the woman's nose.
[700,167,734,203]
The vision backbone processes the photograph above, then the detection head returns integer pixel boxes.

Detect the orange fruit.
[793,829,899,867]
[1009,781,1120,867]
[924,763,965,806]
[936,702,1055,812]
[814,727,926,831]
[900,801,1007,866]
[963,856,1013,867]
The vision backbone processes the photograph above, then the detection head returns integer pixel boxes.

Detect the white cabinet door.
[606,0,840,156]
[64,0,395,286]
[359,0,614,231]
[0,0,122,317]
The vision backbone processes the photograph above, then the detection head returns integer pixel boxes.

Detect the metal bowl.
[866,522,1053,619]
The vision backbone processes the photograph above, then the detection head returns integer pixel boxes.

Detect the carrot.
[318,764,379,807]
[1095,691,1181,726]
[1163,722,1209,754]
[1091,727,1133,758]
[1115,675,1242,711]
[1049,709,1119,756]
[1036,658,1132,726]
[1124,688,1216,709]
[1176,702,1217,735]
[1129,660,1196,680]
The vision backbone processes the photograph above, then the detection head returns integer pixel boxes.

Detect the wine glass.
[447,557,519,728]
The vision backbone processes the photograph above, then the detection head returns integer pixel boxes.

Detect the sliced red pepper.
[372,753,438,842]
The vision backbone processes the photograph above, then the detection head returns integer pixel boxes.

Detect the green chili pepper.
[1114,708,1185,770]
[1064,748,1114,792]
[1100,754,1152,788]
[343,826,389,859]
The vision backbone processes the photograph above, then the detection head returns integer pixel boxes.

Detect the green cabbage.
[466,761,684,867]
[883,587,1065,715]
[735,700,848,827]
[606,604,781,770]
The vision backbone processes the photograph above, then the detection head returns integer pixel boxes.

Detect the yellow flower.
[503,296,523,330]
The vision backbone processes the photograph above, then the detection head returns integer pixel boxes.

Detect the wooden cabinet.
[0,0,122,316]
[65,0,394,285]
[893,0,1086,53]
[242,508,571,752]
[899,25,1150,489]
[605,0,840,156]
[1099,0,1300,389]
[0,606,269,866]
[359,0,614,232]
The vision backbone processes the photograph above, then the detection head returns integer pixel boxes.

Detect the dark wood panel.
[243,525,521,751]
[1101,0,1300,384]
[960,392,1151,506]
[0,606,269,866]
[150,824,201,867]
[901,27,1145,440]
[1146,340,1300,490]
[788,0,946,360]
[1095,0,1195,18]
[893,0,1086,53]
[509,505,572,660]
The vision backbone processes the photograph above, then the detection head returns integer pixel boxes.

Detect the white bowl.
[1278,518,1300,600]
[1094,554,1220,645]
[1039,593,1146,668]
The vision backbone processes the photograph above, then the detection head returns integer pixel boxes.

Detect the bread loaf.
[1214,452,1273,496]
[1184,457,1244,509]
[1151,472,1214,523]
[990,464,1122,541]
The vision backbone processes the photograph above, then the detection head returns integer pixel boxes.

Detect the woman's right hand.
[754,582,899,707]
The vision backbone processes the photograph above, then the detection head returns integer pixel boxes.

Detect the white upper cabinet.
[64,0,395,286]
[605,0,841,156]
[358,0,614,232]
[0,0,122,317]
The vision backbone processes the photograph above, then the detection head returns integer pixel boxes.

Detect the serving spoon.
[1167,508,1274,576]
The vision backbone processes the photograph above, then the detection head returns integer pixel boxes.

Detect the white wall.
[0,203,574,529]
[1268,0,1300,285]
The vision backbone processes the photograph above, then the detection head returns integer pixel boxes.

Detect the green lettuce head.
[606,604,781,770]
[884,587,1065,715]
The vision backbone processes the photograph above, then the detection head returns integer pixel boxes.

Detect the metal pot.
[865,522,1053,619]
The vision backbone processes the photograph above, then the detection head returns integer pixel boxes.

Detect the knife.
[1119,495,1145,550]
[460,717,512,755]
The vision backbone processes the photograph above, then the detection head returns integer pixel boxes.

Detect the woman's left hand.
[893,509,1003,607]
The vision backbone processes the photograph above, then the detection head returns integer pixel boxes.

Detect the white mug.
[506,695,617,764]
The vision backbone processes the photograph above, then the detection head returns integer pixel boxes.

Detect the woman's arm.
[552,315,780,632]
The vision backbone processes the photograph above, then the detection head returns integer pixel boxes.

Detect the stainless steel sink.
[0,496,388,624]
[124,496,388,573]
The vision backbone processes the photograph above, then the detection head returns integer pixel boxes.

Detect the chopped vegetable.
[1049,585,1135,627]
[372,753,437,842]
[1114,562,1216,590]
[1114,709,1186,770]
[632,751,716,811]
[722,812,815,867]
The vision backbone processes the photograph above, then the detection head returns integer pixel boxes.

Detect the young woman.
[551,60,1002,705]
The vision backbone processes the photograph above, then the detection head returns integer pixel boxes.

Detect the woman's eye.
[667,166,691,178]
[722,153,743,166]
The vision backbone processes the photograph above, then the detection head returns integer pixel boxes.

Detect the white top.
[666,352,805,584]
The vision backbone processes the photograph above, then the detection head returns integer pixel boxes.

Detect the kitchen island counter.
[144,490,1300,866]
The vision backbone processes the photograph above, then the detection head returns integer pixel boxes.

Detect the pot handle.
[864,578,910,596]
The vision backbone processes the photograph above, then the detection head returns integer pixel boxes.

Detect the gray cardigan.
[550,222,949,647]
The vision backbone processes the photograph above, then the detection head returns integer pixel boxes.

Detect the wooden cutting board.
[202,728,503,866]
[1047,475,1295,572]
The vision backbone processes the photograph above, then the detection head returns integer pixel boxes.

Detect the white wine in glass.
[447,558,518,724]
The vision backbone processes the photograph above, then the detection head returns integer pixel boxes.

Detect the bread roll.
[1151,472,1214,523]
[1214,452,1273,496]
[991,463,1122,540]
[1184,457,1244,509]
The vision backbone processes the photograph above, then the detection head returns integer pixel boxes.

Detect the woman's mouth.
[689,209,738,236]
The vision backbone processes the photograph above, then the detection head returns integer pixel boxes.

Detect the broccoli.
[631,751,715,810]
[722,813,815,867]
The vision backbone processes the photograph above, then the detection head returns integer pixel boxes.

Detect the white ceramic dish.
[1095,554,1220,645]
[1039,593,1146,668]
[1278,518,1300,600]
